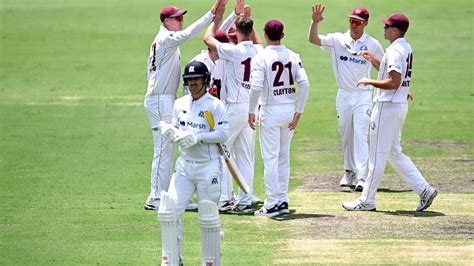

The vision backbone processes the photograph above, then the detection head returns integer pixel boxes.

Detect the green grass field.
[1,0,473,265]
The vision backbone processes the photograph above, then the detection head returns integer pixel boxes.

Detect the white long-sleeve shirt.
[319,31,384,92]
[249,45,310,113]
[374,38,413,103]
[145,11,214,97]
[173,93,229,161]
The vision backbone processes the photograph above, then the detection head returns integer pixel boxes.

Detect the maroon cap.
[215,30,230,43]
[160,6,187,22]
[381,13,409,32]
[264,19,284,41]
[349,7,369,22]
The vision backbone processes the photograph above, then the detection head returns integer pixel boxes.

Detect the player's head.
[183,61,211,98]
[209,31,229,62]
[348,7,369,33]
[235,16,254,39]
[381,13,409,40]
[160,6,187,31]
[264,19,284,41]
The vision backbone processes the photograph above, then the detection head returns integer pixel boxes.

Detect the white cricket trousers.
[336,89,372,180]
[167,157,222,256]
[259,104,295,209]
[144,95,176,202]
[360,102,430,205]
[219,102,255,205]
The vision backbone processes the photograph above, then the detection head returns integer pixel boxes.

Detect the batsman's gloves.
[152,121,179,143]
[175,131,202,149]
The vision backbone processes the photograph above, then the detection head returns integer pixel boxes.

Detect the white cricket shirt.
[216,41,263,103]
[249,45,310,113]
[173,93,229,161]
[374,38,413,103]
[145,11,214,97]
[320,31,384,92]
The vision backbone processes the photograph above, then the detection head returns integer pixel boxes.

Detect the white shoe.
[354,180,365,192]
[340,170,356,188]
[185,200,198,211]
[144,197,160,211]
[342,199,376,211]
[218,200,233,212]
[416,186,438,211]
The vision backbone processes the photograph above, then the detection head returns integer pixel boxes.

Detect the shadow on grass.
[379,210,445,217]
[272,211,334,221]
[339,188,413,193]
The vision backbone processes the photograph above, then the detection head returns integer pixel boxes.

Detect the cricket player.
[249,19,310,217]
[156,60,229,265]
[308,4,384,191]
[204,13,263,213]
[143,0,227,211]
[342,13,438,211]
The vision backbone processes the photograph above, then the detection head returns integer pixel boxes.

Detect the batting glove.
[152,121,179,143]
[175,131,200,149]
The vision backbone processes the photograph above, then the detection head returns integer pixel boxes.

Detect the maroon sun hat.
[160,6,187,22]
[264,19,284,41]
[381,13,409,32]
[349,7,369,23]
[215,30,230,43]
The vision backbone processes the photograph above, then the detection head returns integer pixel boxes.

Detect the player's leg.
[254,107,282,217]
[360,102,398,205]
[336,90,357,187]
[144,96,176,210]
[232,105,255,210]
[352,91,372,191]
[166,157,197,264]
[218,105,240,211]
[195,158,222,265]
[343,102,397,211]
[276,111,295,215]
[387,104,436,211]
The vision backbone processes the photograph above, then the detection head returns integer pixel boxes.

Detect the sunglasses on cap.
[349,18,365,26]
[384,24,394,29]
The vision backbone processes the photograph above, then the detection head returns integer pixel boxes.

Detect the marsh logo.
[340,55,367,65]
[340,55,349,61]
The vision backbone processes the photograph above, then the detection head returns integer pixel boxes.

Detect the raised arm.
[308,3,325,46]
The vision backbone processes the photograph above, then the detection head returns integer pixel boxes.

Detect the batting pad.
[157,192,179,266]
[198,200,221,266]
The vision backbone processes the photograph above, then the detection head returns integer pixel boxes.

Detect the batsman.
[153,61,229,266]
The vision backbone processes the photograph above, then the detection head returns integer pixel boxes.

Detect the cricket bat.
[204,111,250,194]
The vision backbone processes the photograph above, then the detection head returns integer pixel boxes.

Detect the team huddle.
[142,0,438,264]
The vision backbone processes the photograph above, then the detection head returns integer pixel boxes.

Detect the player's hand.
[243,5,251,17]
[234,0,244,15]
[407,91,414,101]
[176,130,199,149]
[153,121,179,142]
[357,78,371,87]
[288,112,301,131]
[312,3,325,23]
[360,51,373,60]
[248,113,256,130]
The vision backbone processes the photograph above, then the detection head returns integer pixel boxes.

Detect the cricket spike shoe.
[342,199,376,211]
[340,170,357,188]
[254,205,280,217]
[277,202,290,215]
[416,186,438,211]
[232,204,253,213]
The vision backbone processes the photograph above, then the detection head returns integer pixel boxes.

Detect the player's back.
[218,41,263,103]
